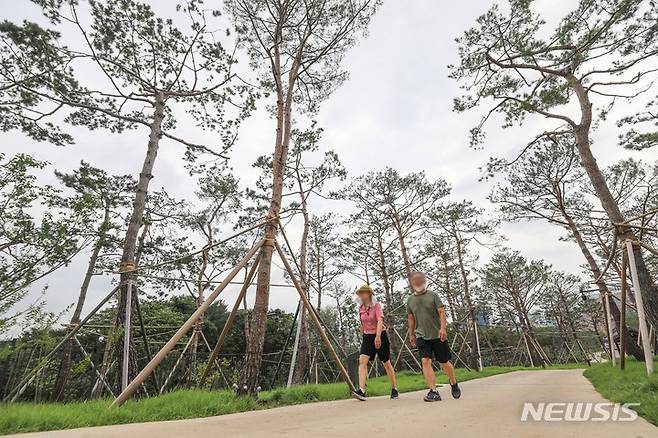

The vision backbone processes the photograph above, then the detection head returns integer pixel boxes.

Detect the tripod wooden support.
[111,236,356,407]
[624,240,655,376]
[273,240,356,394]
[198,254,262,386]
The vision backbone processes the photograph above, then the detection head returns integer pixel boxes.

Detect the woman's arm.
[376,317,384,337]
[375,304,384,348]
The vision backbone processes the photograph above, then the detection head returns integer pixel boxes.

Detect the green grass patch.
[0,363,585,435]
[584,357,658,425]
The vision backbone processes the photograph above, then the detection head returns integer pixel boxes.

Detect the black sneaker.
[451,382,461,399]
[353,388,367,401]
[391,388,399,399]
[423,389,441,402]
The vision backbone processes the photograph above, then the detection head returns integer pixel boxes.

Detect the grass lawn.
[584,357,658,425]
[0,364,585,435]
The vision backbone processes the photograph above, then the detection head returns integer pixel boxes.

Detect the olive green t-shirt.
[406,290,444,340]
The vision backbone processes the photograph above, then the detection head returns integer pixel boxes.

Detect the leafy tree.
[227,0,380,394]
[0,154,93,335]
[174,164,244,375]
[17,0,254,390]
[429,201,497,370]
[342,168,450,283]
[285,125,345,385]
[341,207,405,357]
[451,0,658,327]
[0,20,76,145]
[618,94,658,150]
[540,271,591,363]
[481,249,551,367]
[489,137,644,360]
[51,162,136,400]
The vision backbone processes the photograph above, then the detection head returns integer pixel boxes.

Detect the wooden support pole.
[159,335,194,394]
[198,254,261,386]
[604,291,616,367]
[522,332,534,367]
[620,249,628,370]
[287,300,305,388]
[198,330,230,388]
[393,328,408,369]
[625,240,654,375]
[600,291,614,363]
[269,302,300,388]
[274,240,356,394]
[394,327,422,370]
[473,319,483,371]
[72,336,115,398]
[5,285,120,402]
[453,323,474,370]
[121,279,133,391]
[510,337,523,366]
[134,290,160,389]
[111,240,264,407]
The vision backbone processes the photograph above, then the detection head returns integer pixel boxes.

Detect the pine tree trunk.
[441,254,458,321]
[391,212,413,283]
[240,48,301,394]
[570,76,658,329]
[115,92,166,394]
[52,205,110,400]
[376,235,400,359]
[453,228,479,369]
[559,205,644,360]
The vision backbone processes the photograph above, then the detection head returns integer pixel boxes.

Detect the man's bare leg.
[440,361,457,385]
[422,357,436,389]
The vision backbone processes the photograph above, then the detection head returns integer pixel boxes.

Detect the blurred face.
[410,273,427,292]
[357,290,372,304]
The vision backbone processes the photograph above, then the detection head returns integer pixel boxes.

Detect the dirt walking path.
[10,370,656,438]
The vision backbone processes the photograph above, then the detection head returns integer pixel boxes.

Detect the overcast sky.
[3,0,656,334]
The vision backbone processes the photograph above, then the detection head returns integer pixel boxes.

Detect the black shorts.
[359,331,391,362]
[417,337,452,363]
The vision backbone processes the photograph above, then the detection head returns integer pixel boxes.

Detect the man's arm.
[437,306,447,341]
[407,313,416,347]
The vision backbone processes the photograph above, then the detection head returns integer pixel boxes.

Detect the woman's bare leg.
[358,354,370,390]
[382,360,397,389]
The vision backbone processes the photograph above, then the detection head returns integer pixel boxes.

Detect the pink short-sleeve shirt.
[359,302,384,335]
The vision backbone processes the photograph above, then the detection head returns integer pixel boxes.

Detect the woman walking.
[353,285,398,401]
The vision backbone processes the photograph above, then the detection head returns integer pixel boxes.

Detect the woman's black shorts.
[359,331,391,362]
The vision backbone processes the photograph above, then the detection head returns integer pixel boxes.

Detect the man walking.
[407,271,461,402]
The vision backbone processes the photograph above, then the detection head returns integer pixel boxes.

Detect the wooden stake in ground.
[620,250,628,370]
[4,285,120,403]
[121,278,134,391]
[111,240,264,407]
[198,255,262,386]
[625,240,654,375]
[604,291,616,367]
[274,240,356,393]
